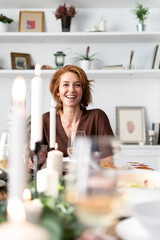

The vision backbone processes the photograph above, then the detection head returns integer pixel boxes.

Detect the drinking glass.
[0,131,9,172]
[67,130,86,158]
[65,136,125,239]
[0,130,10,181]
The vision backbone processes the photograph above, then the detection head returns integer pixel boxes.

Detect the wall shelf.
[2,0,160,9]
[1,69,160,79]
[1,32,160,44]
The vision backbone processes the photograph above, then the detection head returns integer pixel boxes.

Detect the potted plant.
[131,3,149,32]
[73,46,99,70]
[54,3,77,32]
[0,14,14,32]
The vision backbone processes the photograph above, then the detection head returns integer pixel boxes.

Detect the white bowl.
[133,201,160,237]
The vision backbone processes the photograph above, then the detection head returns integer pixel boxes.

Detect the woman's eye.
[75,83,81,87]
[63,84,68,86]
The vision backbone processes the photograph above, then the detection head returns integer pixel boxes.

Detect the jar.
[148,130,156,145]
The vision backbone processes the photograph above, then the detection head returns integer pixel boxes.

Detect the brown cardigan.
[42,108,114,157]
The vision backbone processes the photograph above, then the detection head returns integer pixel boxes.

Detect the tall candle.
[30,64,42,151]
[9,77,26,200]
[50,98,56,149]
[47,143,63,178]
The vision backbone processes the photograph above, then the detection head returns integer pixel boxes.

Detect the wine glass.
[65,136,125,239]
[0,130,9,181]
[0,131,10,171]
[67,130,86,158]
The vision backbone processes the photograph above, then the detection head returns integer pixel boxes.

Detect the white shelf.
[1,69,160,79]
[1,32,160,44]
[121,144,160,150]
[2,0,160,9]
[120,144,160,157]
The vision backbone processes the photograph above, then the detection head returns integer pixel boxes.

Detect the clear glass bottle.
[148,130,156,145]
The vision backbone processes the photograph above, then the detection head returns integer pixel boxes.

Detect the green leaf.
[40,207,62,240]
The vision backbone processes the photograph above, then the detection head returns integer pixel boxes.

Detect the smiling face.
[58,72,83,109]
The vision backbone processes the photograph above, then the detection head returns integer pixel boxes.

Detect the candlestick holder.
[33,142,42,198]
[49,147,55,151]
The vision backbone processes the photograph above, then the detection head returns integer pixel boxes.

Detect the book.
[152,44,160,69]
[101,65,125,70]
[152,122,160,144]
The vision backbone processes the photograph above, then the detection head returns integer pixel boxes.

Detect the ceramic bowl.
[133,201,160,237]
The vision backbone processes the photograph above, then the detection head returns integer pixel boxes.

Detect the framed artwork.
[11,52,31,70]
[116,106,146,144]
[18,11,44,32]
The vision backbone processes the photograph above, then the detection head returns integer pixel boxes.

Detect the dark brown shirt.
[42,108,114,157]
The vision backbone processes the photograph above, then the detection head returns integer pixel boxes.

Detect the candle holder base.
[34,142,42,154]
[49,147,55,151]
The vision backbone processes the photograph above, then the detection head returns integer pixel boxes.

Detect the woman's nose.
[69,84,74,91]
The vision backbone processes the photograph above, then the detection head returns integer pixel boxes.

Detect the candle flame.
[35,64,41,76]
[55,142,58,150]
[23,188,32,201]
[7,198,25,222]
[12,77,26,103]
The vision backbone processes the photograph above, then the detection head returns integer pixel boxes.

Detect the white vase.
[0,22,8,32]
[79,60,91,71]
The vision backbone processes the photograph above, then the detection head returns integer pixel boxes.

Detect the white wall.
[0,7,159,135]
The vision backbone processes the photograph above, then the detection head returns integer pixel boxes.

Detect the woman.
[42,65,114,160]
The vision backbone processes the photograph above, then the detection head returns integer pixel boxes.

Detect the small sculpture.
[85,16,107,32]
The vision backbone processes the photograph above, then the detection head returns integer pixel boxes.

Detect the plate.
[116,217,159,240]
[63,157,70,162]
[0,180,5,187]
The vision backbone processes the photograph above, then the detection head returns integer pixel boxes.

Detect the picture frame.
[18,11,44,32]
[11,52,31,70]
[116,106,146,144]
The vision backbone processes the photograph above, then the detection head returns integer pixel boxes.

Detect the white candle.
[23,188,42,224]
[30,64,42,151]
[9,77,26,200]
[0,198,49,240]
[47,143,63,178]
[50,98,56,149]
[37,168,59,198]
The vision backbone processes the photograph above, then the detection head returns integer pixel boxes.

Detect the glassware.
[0,131,10,173]
[29,144,48,171]
[67,130,86,158]
[65,136,125,239]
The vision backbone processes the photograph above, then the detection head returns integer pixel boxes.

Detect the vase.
[136,23,146,32]
[61,16,71,32]
[0,22,8,32]
[79,60,91,71]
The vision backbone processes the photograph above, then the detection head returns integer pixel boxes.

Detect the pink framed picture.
[116,106,146,144]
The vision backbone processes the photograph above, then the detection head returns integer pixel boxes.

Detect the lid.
[54,51,66,56]
[148,130,156,136]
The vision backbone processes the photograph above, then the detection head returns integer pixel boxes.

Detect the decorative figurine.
[85,16,107,32]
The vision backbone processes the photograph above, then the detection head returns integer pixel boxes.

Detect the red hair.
[49,65,93,112]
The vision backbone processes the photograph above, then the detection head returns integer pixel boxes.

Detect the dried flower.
[55,3,77,20]
[0,14,14,24]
